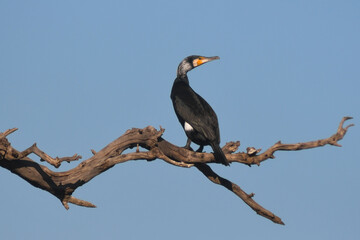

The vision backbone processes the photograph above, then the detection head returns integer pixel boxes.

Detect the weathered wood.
[0,117,353,225]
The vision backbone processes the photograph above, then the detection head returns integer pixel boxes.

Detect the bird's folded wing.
[173,92,219,141]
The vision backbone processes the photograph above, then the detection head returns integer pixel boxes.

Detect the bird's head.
[177,55,220,76]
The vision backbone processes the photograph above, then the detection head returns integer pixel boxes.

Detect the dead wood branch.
[195,163,284,225]
[0,117,353,225]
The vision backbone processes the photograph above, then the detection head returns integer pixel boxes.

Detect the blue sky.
[0,1,359,239]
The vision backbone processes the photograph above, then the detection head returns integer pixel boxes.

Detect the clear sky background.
[0,1,359,239]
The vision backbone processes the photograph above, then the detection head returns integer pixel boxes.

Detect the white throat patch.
[184,122,194,132]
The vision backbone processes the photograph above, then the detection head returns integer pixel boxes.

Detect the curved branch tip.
[0,127,18,139]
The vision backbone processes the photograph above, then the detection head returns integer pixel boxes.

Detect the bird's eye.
[198,57,203,60]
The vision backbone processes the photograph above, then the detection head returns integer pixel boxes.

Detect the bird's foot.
[196,145,204,153]
[183,138,193,151]
[183,145,194,151]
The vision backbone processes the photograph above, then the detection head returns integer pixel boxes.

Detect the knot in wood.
[0,138,10,152]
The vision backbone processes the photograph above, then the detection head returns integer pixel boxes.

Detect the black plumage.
[170,55,229,166]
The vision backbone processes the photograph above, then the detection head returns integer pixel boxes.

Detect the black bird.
[170,55,229,166]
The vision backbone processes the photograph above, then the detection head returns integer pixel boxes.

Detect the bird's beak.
[194,56,220,67]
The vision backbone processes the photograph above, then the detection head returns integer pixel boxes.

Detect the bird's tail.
[210,142,230,166]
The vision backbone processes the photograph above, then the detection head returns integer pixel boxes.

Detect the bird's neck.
[174,74,189,85]
[177,60,192,77]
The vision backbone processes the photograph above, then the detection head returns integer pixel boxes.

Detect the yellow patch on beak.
[193,58,207,67]
[196,59,205,66]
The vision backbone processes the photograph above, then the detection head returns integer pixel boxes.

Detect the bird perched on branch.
[170,55,229,166]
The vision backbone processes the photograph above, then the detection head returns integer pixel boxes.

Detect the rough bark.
[0,117,354,225]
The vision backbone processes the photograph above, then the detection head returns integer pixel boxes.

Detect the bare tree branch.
[15,143,82,168]
[0,127,18,139]
[195,163,285,225]
[0,117,353,225]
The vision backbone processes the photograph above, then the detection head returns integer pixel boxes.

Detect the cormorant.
[170,55,229,166]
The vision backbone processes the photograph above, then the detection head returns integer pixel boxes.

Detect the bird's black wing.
[171,82,220,143]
